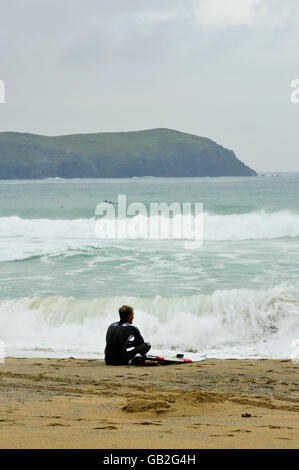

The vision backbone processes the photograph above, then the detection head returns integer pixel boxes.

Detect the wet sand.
[0,358,298,449]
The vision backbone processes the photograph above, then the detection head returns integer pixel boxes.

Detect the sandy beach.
[0,358,298,449]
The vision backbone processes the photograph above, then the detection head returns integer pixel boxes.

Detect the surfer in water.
[104,305,151,365]
[104,199,117,205]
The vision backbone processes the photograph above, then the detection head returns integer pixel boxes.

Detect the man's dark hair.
[118,305,134,322]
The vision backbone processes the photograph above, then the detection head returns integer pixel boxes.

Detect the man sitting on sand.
[104,305,151,365]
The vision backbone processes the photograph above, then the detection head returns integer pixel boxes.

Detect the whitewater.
[0,174,299,359]
[1,210,299,262]
[1,284,299,359]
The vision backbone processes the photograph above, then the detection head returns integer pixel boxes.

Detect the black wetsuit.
[104,321,151,365]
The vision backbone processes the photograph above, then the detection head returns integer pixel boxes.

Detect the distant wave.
[1,211,299,262]
[0,284,299,358]
[204,210,299,240]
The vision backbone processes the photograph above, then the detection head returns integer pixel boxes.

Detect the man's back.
[104,321,144,365]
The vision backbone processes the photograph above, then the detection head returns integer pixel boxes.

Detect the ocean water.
[0,174,299,359]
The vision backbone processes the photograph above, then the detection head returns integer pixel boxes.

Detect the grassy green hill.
[0,128,257,178]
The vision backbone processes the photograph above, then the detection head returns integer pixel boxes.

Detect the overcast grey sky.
[0,0,298,171]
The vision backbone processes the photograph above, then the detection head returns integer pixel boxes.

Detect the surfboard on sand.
[130,353,207,366]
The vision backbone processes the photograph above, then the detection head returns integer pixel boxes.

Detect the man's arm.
[126,325,144,347]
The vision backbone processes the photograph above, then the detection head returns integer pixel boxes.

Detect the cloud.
[194,0,268,27]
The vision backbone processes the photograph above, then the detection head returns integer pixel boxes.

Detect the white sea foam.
[204,211,299,241]
[1,211,299,262]
[1,284,298,359]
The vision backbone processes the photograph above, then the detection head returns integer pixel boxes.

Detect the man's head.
[119,305,134,324]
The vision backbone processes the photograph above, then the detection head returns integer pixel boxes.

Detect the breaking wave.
[1,284,298,359]
[1,211,299,262]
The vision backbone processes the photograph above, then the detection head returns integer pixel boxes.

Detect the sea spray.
[0,284,298,359]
